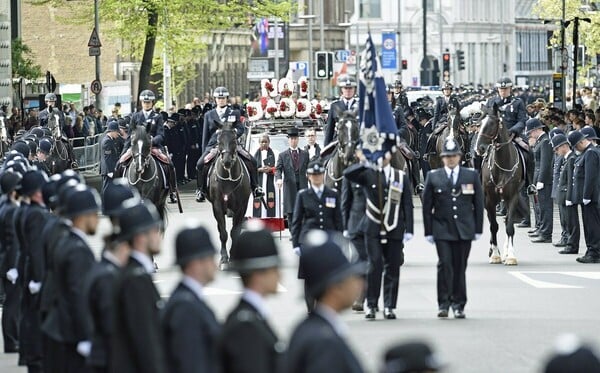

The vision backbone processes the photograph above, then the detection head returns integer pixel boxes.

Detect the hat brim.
[307,261,367,298]
[227,255,281,273]
[440,150,463,157]
[552,140,569,149]
[526,125,544,134]
[116,219,163,241]
[176,250,216,266]
[64,205,100,219]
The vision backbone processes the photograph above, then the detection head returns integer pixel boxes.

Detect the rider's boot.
[423,135,437,161]
[167,163,178,204]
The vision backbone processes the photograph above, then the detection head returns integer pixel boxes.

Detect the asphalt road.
[1,184,600,373]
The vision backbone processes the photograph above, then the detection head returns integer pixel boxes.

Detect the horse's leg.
[212,202,229,269]
[486,191,502,264]
[503,187,520,266]
[230,200,248,252]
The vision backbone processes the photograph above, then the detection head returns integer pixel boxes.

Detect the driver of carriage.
[38,93,66,132]
[485,77,528,148]
[324,74,358,146]
[195,86,264,203]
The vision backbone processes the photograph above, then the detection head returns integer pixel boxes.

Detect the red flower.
[297,102,305,112]
[301,81,308,91]
[315,104,323,115]
[279,101,287,111]
[247,106,256,116]
[265,81,274,92]
[267,106,277,114]
[281,88,292,97]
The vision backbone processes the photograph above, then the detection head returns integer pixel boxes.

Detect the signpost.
[90,79,102,95]
[381,33,397,70]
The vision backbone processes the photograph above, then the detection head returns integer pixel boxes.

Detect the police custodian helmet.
[213,87,230,98]
[337,74,357,88]
[496,77,513,88]
[139,90,156,102]
[442,82,453,90]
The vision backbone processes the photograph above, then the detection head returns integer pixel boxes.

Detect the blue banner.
[381,32,397,70]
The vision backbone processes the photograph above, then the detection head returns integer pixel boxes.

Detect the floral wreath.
[279,98,296,118]
[278,78,294,98]
[296,98,311,118]
[246,102,264,122]
[298,77,309,98]
[264,99,279,119]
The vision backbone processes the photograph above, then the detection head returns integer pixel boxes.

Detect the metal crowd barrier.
[69,133,103,173]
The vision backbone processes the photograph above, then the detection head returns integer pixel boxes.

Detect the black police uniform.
[324,98,357,146]
[560,150,580,253]
[344,163,414,314]
[422,165,484,315]
[39,107,66,132]
[275,146,309,221]
[127,109,165,150]
[165,117,188,183]
[0,197,21,352]
[531,131,554,241]
[486,95,528,137]
[432,94,455,128]
[100,133,120,197]
[184,114,203,180]
[572,144,600,261]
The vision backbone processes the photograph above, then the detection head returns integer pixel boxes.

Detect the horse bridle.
[478,114,520,190]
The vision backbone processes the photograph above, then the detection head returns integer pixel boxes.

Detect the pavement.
[2,183,600,372]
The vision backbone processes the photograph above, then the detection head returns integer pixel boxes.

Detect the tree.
[28,0,292,104]
[12,38,43,80]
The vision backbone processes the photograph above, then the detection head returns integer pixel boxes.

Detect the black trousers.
[536,186,553,238]
[43,334,64,373]
[435,239,471,311]
[19,293,43,369]
[559,201,580,250]
[582,203,600,257]
[173,152,186,181]
[101,175,111,202]
[1,277,20,352]
[186,147,201,179]
[365,237,404,309]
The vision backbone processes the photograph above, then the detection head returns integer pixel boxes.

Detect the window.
[426,0,435,12]
[359,0,381,18]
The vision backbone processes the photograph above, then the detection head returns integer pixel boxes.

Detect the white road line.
[508,271,583,289]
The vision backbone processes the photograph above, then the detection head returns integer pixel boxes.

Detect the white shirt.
[343,99,354,109]
[216,107,227,118]
[182,275,205,302]
[564,150,572,159]
[307,144,317,159]
[444,166,459,184]
[71,226,92,249]
[142,110,152,119]
[242,289,270,319]
[130,250,155,274]
[312,185,324,197]
[102,250,121,267]
[314,303,348,337]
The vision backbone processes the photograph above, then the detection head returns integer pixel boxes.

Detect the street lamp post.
[94,0,101,110]
[299,14,316,98]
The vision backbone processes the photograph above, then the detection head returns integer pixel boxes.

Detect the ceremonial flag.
[358,31,399,165]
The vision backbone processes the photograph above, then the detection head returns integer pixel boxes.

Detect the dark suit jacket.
[130,110,165,147]
[100,133,120,175]
[275,148,309,214]
[433,95,453,126]
[162,282,221,373]
[285,310,364,373]
[219,299,282,373]
[341,177,366,237]
[0,200,19,276]
[39,217,71,317]
[202,106,244,152]
[110,256,167,373]
[582,145,600,203]
[291,186,343,248]
[560,151,577,205]
[41,230,95,343]
[324,99,357,145]
[343,164,414,240]
[533,132,553,186]
[422,167,484,241]
[304,143,321,161]
[551,154,563,199]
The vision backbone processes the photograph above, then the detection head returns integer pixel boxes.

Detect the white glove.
[107,172,114,178]
[583,199,591,205]
[28,280,42,294]
[536,182,544,190]
[566,200,573,206]
[403,233,413,243]
[475,233,482,241]
[276,179,283,188]
[293,247,301,256]
[343,230,350,238]
[77,340,92,357]
[6,268,18,284]
[425,235,435,244]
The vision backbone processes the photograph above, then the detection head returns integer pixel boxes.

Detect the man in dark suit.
[422,138,484,319]
[41,185,100,373]
[303,128,321,161]
[344,152,414,320]
[324,74,358,146]
[196,86,263,201]
[100,120,121,199]
[567,131,600,263]
[285,231,365,373]
[553,134,580,254]
[219,223,283,373]
[291,161,343,312]
[276,128,309,223]
[526,118,553,243]
[109,201,167,373]
[162,225,220,373]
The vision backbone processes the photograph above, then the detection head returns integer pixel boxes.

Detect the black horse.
[475,104,527,265]
[324,111,360,189]
[125,126,169,221]
[46,111,76,174]
[205,122,251,268]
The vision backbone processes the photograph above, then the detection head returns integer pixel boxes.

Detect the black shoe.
[527,184,538,195]
[195,189,205,202]
[352,300,364,312]
[531,236,552,243]
[553,240,568,247]
[437,309,448,318]
[169,193,177,204]
[365,307,377,320]
[383,308,396,319]
[453,309,466,319]
[516,221,531,228]
[529,232,540,238]
[253,186,265,198]
[558,247,579,254]
[576,255,600,263]
[527,228,538,234]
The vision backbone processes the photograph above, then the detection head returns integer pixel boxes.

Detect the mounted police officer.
[424,82,459,159]
[100,120,121,199]
[38,93,65,131]
[324,74,358,146]
[196,86,263,202]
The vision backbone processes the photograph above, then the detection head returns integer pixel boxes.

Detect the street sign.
[334,50,350,63]
[90,79,102,95]
[381,33,397,69]
[88,47,101,56]
[246,71,275,80]
[88,27,102,47]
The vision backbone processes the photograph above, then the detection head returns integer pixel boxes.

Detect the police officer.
[433,82,456,128]
[567,131,600,263]
[324,74,358,146]
[43,185,100,372]
[344,151,414,320]
[100,120,121,199]
[526,118,553,243]
[184,109,202,182]
[486,77,529,149]
[38,93,65,131]
[219,222,284,373]
[34,138,52,175]
[423,137,483,319]
[196,86,263,201]
[291,160,343,312]
[285,231,365,373]
[164,112,188,186]
[162,225,221,373]
[553,134,580,254]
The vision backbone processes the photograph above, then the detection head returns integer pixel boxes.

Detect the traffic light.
[456,50,465,71]
[442,53,450,74]
[402,59,408,70]
[315,51,333,79]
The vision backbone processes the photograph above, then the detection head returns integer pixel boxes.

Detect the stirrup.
[254,186,265,198]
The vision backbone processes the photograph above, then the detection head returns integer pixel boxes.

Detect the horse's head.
[335,111,359,165]
[217,122,237,169]
[475,103,501,156]
[48,109,62,139]
[131,126,150,173]
[0,117,6,142]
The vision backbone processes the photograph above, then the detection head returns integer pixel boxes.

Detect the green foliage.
[11,38,43,80]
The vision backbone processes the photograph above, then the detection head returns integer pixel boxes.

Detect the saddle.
[513,137,529,152]
[431,123,447,136]
[118,147,171,165]
[397,141,415,160]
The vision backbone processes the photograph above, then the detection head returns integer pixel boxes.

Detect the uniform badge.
[325,197,336,208]
[227,115,236,123]
[461,183,475,194]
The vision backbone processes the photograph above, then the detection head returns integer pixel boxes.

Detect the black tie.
[449,169,454,184]
[346,100,351,110]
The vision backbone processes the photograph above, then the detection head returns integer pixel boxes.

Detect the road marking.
[508,271,583,289]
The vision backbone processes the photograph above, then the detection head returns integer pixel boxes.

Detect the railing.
[68,133,103,173]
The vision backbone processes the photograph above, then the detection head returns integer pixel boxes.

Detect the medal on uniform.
[227,115,236,123]
[325,197,336,208]
[461,183,474,195]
